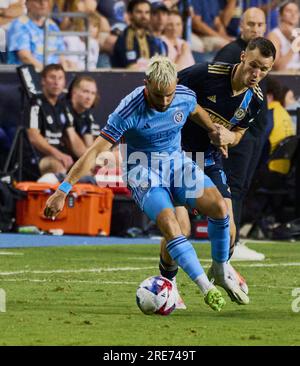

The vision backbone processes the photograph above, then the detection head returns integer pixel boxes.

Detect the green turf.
[0,241,300,345]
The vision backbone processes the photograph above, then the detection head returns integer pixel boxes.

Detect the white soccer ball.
[136,275,176,316]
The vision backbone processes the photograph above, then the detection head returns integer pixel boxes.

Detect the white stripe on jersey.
[30,105,40,129]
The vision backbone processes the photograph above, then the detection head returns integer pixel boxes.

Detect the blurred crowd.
[1,0,300,72]
[1,0,300,241]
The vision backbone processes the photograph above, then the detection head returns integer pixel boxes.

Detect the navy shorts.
[205,160,231,199]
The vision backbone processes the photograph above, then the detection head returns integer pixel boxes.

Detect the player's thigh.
[194,186,228,219]
[130,185,174,222]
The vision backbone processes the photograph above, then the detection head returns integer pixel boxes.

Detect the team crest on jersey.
[174,111,184,124]
[234,108,246,121]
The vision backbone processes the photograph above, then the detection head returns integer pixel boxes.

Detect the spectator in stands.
[243,0,279,33]
[111,0,167,70]
[96,0,128,61]
[268,1,300,71]
[150,2,169,37]
[219,0,243,38]
[0,1,26,29]
[66,75,100,148]
[63,12,102,70]
[280,85,300,132]
[25,64,87,178]
[148,0,180,10]
[175,0,193,42]
[191,0,232,54]
[7,0,67,71]
[97,0,127,34]
[56,0,112,67]
[259,77,295,179]
[161,10,195,70]
[215,7,266,62]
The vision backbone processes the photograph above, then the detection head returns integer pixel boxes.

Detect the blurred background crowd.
[1,0,300,243]
[0,0,300,72]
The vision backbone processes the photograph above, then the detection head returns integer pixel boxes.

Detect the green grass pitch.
[0,241,299,345]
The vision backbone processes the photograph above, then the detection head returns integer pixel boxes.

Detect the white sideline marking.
[233,262,300,268]
[128,257,212,262]
[0,266,157,276]
[1,262,300,277]
[0,278,136,285]
[0,252,24,256]
[0,278,297,290]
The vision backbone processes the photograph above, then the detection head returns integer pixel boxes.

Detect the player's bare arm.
[44,136,113,218]
[188,104,223,144]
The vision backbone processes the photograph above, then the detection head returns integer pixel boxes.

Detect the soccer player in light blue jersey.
[44,56,246,312]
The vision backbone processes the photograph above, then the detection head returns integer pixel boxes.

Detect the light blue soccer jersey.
[100,85,197,158]
[7,16,65,65]
[100,85,215,217]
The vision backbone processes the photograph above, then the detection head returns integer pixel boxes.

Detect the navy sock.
[159,255,178,280]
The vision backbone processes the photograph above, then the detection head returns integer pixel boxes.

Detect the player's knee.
[156,209,182,242]
[211,198,228,220]
[181,223,191,238]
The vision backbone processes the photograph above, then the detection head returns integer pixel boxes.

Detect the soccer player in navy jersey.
[44,56,250,312]
[159,37,275,306]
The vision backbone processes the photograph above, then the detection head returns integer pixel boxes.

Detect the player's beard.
[154,104,171,112]
[145,91,172,112]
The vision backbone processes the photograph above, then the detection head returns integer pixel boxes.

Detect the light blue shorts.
[127,152,215,222]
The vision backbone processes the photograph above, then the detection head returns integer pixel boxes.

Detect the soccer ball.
[136,275,176,316]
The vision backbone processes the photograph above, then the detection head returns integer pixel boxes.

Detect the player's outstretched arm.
[44,136,113,219]
[189,104,217,133]
[189,104,223,146]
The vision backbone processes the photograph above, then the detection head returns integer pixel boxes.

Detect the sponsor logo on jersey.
[207,95,217,103]
[208,112,232,129]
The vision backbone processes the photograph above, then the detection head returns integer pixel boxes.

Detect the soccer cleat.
[207,264,250,305]
[174,292,187,310]
[204,287,226,312]
[227,262,249,295]
[171,279,187,310]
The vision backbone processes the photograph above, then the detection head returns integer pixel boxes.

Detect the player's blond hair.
[145,56,177,89]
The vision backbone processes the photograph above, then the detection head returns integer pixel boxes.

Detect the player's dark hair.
[279,85,292,106]
[41,63,65,79]
[246,37,276,60]
[127,0,151,13]
[266,76,283,102]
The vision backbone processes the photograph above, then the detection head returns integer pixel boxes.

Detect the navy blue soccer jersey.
[178,62,264,165]
[100,85,197,158]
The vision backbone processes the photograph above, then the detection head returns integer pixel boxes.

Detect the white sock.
[212,260,228,275]
[194,273,215,295]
